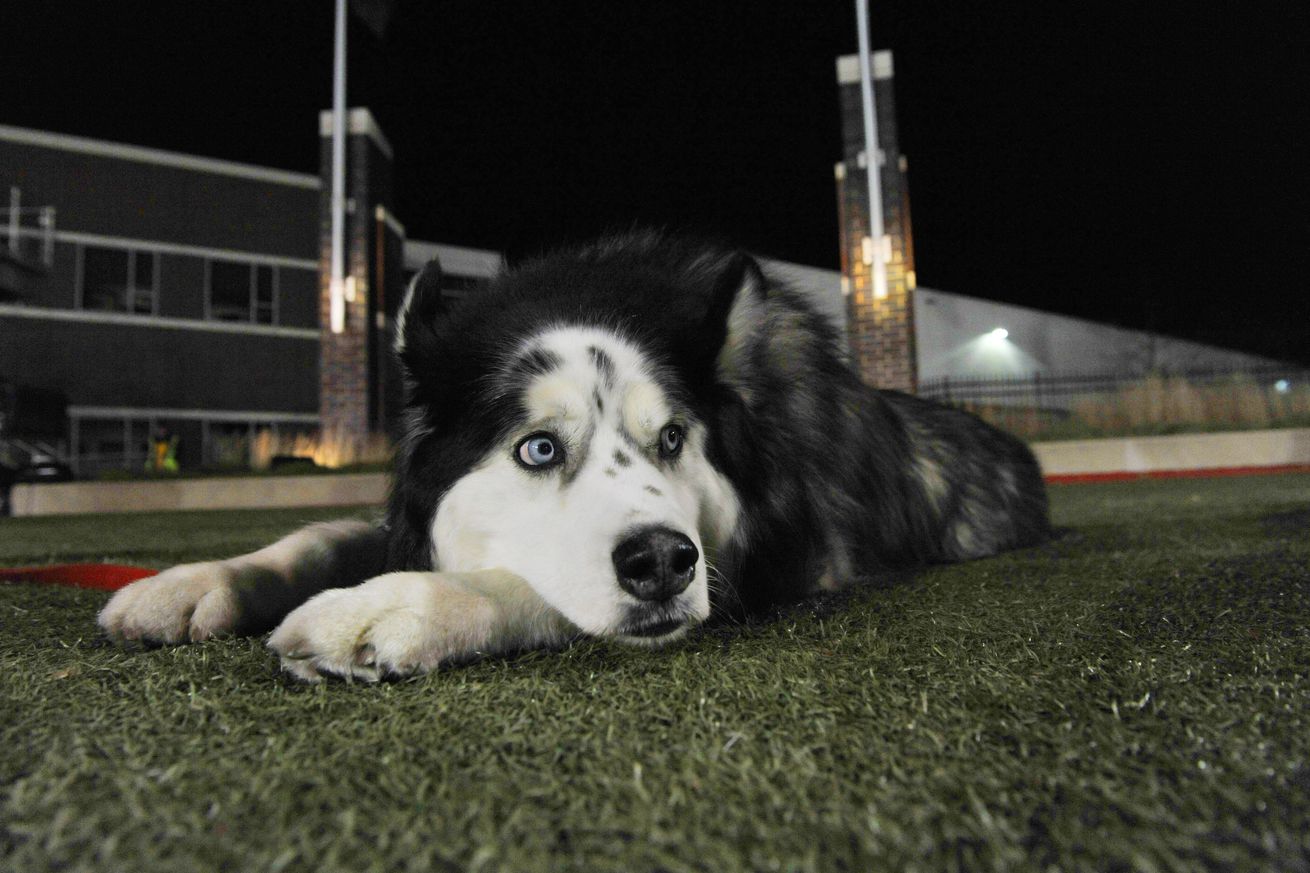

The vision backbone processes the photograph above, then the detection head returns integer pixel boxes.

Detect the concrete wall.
[9,472,387,516]
[915,287,1280,381]
[10,428,1309,515]
[1033,428,1310,478]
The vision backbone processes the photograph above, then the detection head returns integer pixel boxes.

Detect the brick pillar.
[317,107,404,440]
[835,51,918,393]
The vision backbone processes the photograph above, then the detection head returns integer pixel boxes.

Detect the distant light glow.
[955,324,1038,377]
[1274,379,1290,394]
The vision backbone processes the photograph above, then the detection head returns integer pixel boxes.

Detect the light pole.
[854,0,888,300]
[329,0,348,334]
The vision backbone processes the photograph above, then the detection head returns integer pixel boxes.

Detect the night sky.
[5,1,1309,362]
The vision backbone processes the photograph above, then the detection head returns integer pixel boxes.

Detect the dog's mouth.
[616,603,693,641]
[623,615,685,638]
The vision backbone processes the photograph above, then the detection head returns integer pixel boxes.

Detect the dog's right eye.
[516,434,563,468]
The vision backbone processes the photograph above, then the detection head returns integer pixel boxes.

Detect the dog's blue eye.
[659,424,684,458]
[517,434,562,468]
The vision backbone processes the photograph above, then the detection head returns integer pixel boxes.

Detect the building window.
[72,417,152,477]
[207,260,252,321]
[254,265,276,324]
[203,420,254,468]
[205,259,279,324]
[78,245,158,314]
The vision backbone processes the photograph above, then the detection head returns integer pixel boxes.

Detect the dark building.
[0,112,499,475]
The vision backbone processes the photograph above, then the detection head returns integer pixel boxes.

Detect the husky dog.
[99,234,1049,681]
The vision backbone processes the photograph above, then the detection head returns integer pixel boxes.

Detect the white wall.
[403,239,504,278]
[914,287,1278,381]
[392,243,1278,385]
[759,258,846,334]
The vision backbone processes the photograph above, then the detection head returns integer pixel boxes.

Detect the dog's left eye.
[517,434,563,468]
[659,424,684,458]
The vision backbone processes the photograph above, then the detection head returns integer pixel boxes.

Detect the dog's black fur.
[387,233,1049,616]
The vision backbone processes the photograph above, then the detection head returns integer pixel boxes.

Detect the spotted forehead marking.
[621,381,670,444]
[532,327,652,385]
[523,373,591,424]
[587,346,616,389]
[511,347,563,379]
[516,326,675,451]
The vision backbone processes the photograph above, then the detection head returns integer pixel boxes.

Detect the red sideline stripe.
[0,564,157,591]
[1046,464,1310,485]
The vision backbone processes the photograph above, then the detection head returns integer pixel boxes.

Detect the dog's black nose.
[612,526,699,602]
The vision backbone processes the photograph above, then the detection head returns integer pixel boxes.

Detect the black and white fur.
[100,234,1049,681]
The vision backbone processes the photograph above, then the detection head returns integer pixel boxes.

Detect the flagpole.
[329,0,347,333]
[854,0,888,300]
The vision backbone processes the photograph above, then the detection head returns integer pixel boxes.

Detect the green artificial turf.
[2,476,1309,872]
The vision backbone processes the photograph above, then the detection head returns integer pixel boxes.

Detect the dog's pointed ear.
[394,258,451,357]
[703,250,768,385]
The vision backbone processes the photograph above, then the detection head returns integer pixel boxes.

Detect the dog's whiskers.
[703,557,745,626]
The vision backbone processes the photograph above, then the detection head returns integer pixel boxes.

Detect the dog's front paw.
[98,562,240,644]
[266,572,499,682]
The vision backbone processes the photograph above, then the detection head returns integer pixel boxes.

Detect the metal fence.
[918,366,1309,411]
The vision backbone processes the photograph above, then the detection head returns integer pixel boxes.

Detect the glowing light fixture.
[1275,379,1290,394]
[989,327,1009,341]
[329,277,346,334]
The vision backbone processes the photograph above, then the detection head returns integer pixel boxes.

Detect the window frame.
[74,244,159,315]
[204,259,280,325]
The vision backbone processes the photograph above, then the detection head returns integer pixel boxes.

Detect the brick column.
[317,107,404,440]
[835,51,918,393]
